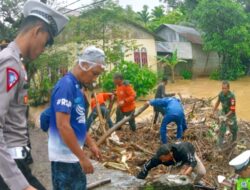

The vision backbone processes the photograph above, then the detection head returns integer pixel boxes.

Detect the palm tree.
[151,6,165,20]
[137,5,151,26]
[157,50,187,83]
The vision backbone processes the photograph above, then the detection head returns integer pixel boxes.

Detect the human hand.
[179,165,192,176]
[179,165,188,175]
[79,156,94,174]
[219,115,227,122]
[118,100,125,106]
[24,186,37,190]
[90,144,102,161]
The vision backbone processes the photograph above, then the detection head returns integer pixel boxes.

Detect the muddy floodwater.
[30,77,250,126]
[164,77,250,121]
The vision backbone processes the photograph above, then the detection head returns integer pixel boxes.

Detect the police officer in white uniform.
[229,150,250,189]
[0,1,68,189]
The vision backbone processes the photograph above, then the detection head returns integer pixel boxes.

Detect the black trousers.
[116,108,136,131]
[142,155,173,173]
[0,158,46,190]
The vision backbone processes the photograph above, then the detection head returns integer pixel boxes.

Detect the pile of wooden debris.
[90,97,250,188]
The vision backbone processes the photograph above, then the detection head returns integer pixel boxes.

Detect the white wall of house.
[57,38,158,72]
[125,39,158,72]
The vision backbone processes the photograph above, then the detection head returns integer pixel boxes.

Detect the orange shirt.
[116,84,136,112]
[91,93,112,110]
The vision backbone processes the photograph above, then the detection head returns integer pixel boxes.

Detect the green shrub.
[28,76,53,106]
[209,70,220,80]
[101,61,157,97]
[181,70,192,80]
[210,63,246,81]
[220,63,245,80]
[28,48,70,106]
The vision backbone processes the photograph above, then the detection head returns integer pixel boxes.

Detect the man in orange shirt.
[114,73,137,131]
[86,92,114,130]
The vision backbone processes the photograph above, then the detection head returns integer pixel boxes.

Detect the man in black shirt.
[153,76,175,124]
[136,142,206,184]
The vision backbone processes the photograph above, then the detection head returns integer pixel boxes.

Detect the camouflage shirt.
[218,91,236,115]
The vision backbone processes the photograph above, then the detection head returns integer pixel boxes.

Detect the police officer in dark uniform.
[229,150,250,189]
[0,1,68,189]
[212,81,238,148]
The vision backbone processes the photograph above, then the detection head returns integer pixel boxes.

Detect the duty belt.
[7,146,30,159]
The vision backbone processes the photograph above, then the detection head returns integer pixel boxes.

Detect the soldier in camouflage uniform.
[212,81,238,148]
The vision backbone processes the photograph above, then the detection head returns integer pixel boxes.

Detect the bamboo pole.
[87,178,111,189]
[97,104,149,146]
[93,92,109,145]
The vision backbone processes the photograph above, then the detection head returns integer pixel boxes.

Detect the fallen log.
[87,178,111,190]
[177,92,183,102]
[103,162,128,171]
[131,143,154,156]
[97,104,149,146]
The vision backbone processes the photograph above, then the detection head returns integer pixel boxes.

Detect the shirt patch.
[241,181,247,188]
[23,95,28,104]
[6,68,19,92]
[231,98,235,105]
[56,98,72,108]
[76,105,85,123]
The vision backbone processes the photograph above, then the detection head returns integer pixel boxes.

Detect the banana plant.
[157,50,187,83]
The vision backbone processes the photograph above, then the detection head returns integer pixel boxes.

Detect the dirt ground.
[29,127,51,189]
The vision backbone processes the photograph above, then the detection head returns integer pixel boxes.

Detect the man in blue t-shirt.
[49,46,105,190]
[147,97,187,144]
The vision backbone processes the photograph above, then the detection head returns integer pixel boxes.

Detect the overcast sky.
[59,0,165,12]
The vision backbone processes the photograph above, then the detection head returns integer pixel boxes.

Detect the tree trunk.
[171,66,175,83]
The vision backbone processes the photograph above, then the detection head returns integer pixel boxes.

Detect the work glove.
[219,115,227,122]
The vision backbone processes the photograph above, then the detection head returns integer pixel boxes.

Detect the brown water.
[30,77,250,124]
[164,77,250,121]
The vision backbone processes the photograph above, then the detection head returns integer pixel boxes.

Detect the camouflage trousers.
[218,115,238,147]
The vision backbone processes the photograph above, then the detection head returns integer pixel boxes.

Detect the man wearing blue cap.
[0,0,68,189]
[229,150,250,189]
[49,46,105,190]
